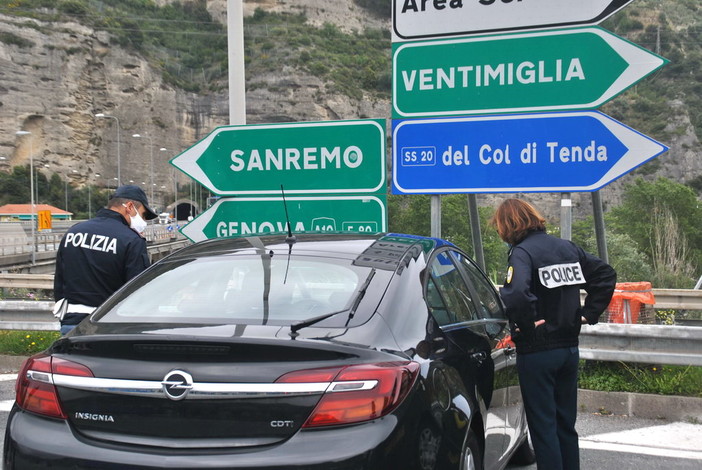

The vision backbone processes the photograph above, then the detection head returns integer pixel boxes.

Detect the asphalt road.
[506,411,702,469]
[0,372,700,469]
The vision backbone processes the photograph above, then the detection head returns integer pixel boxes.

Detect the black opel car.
[4,233,534,469]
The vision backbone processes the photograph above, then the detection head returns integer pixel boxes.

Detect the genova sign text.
[181,196,387,243]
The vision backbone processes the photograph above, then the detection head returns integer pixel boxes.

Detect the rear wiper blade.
[288,269,376,339]
[289,309,347,339]
[346,269,375,322]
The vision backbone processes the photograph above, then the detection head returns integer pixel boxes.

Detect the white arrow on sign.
[392,27,667,118]
[393,0,633,41]
[181,195,387,243]
[391,111,668,194]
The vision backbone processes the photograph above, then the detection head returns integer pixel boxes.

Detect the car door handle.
[470,351,487,365]
[503,345,517,358]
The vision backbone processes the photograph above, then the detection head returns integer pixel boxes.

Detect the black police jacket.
[54,208,150,308]
[499,230,616,354]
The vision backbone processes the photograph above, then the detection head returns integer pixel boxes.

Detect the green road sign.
[171,120,386,196]
[181,195,388,242]
[392,27,667,118]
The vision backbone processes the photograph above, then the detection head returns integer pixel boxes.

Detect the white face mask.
[123,203,148,234]
[130,212,148,234]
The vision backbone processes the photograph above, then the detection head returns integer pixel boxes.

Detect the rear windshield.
[94,254,372,325]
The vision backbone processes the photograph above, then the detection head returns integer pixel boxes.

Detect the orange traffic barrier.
[607,282,655,324]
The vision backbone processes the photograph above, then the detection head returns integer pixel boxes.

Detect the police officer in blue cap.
[54,185,158,334]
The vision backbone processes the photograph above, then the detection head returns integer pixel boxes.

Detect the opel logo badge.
[161,370,194,401]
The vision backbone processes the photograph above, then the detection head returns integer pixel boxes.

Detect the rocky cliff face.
[0,13,224,206]
[0,0,388,210]
[0,0,698,219]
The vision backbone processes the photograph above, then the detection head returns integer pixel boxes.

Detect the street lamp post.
[95,113,121,185]
[159,147,176,207]
[38,163,49,204]
[65,169,77,213]
[95,173,102,207]
[15,130,35,265]
[132,133,154,205]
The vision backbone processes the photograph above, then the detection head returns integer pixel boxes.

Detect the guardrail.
[0,232,63,256]
[0,301,699,366]
[1,281,701,367]
[579,323,702,366]
[0,274,54,290]
[0,224,187,258]
[3,281,701,307]
[0,300,58,331]
[0,237,190,272]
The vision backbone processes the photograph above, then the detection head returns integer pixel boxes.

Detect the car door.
[425,249,506,467]
[451,251,525,467]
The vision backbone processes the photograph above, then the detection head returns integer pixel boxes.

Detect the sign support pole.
[560,193,572,241]
[430,195,441,238]
[592,191,609,263]
[227,0,246,126]
[467,195,485,271]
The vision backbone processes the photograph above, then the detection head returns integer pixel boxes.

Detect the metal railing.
[0,300,57,331]
[0,273,53,289]
[0,232,63,256]
[3,282,700,307]
[579,323,702,366]
[0,234,190,270]
[0,301,699,365]
[1,224,185,256]
[0,284,701,366]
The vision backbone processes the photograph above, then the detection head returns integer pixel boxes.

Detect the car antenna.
[281,185,295,284]
[281,185,296,245]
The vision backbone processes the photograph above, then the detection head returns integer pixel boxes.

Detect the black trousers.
[517,346,580,470]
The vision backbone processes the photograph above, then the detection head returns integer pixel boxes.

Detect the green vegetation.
[0,0,228,93]
[389,194,509,283]
[0,287,51,301]
[0,330,60,355]
[0,165,111,219]
[606,177,702,287]
[0,31,34,48]
[0,163,214,218]
[389,177,700,288]
[0,0,390,98]
[602,0,702,148]
[353,0,391,18]
[244,10,390,101]
[579,361,702,398]
[0,0,699,136]
[0,0,699,285]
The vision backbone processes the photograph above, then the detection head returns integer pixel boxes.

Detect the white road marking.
[0,400,14,412]
[0,375,18,412]
[579,440,702,460]
[580,422,702,460]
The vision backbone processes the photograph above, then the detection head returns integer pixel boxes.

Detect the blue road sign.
[392,111,668,194]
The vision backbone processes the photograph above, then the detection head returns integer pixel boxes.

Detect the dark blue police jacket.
[500,230,616,354]
[54,208,150,309]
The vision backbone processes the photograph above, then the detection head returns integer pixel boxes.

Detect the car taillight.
[15,354,94,419]
[277,361,420,428]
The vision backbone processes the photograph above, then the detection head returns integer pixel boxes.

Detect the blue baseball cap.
[112,185,157,220]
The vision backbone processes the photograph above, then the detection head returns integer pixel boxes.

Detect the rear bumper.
[4,406,409,469]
